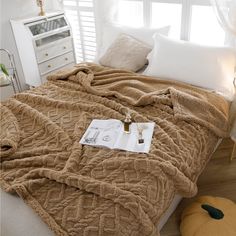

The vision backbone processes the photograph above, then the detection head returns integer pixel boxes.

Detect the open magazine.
[79,119,155,153]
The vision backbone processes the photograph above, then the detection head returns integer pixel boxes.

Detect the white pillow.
[144,34,236,101]
[96,24,170,60]
[99,34,151,71]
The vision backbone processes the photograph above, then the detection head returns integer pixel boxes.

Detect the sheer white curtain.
[94,0,119,24]
[211,0,236,47]
[94,0,120,56]
[211,1,236,135]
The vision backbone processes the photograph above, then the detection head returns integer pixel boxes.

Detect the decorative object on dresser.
[180,196,236,236]
[36,0,45,16]
[10,12,76,87]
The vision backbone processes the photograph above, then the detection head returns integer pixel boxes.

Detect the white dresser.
[11,12,76,87]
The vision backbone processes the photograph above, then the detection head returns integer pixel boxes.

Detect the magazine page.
[79,119,123,149]
[114,122,155,153]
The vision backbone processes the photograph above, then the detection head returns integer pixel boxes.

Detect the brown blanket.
[0,63,230,236]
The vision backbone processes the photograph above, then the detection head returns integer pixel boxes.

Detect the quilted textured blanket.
[0,63,230,236]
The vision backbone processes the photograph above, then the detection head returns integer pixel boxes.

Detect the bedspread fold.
[0,104,19,158]
[0,63,230,236]
[48,63,229,137]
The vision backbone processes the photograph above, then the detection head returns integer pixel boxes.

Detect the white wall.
[0,0,63,101]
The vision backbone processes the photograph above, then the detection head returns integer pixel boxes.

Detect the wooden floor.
[160,138,236,236]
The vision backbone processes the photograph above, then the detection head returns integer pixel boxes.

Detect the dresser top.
[10,11,64,24]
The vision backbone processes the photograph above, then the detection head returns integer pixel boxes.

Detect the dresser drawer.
[41,62,75,83]
[39,52,74,75]
[36,39,73,63]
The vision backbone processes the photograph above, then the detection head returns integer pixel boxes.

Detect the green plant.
[0,63,9,76]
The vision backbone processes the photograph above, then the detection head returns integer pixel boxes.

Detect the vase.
[0,72,11,87]
[36,0,45,16]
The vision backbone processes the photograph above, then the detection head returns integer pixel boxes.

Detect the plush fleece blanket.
[0,63,230,236]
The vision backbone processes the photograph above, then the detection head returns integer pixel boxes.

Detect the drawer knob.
[48,65,51,68]
[45,53,48,56]
[65,58,68,61]
[63,46,66,49]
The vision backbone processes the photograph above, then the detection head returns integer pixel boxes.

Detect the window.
[190,5,225,46]
[63,0,97,62]
[117,0,144,27]
[63,0,225,62]
[117,0,225,44]
[151,2,182,39]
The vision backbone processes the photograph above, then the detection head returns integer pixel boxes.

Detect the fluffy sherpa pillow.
[99,33,151,72]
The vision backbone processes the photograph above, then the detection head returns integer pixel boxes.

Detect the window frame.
[181,0,212,41]
[63,0,224,62]
[121,0,215,41]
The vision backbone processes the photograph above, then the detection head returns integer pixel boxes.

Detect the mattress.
[0,190,181,236]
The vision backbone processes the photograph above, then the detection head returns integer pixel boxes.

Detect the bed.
[0,141,222,236]
[0,190,182,235]
[0,62,231,236]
